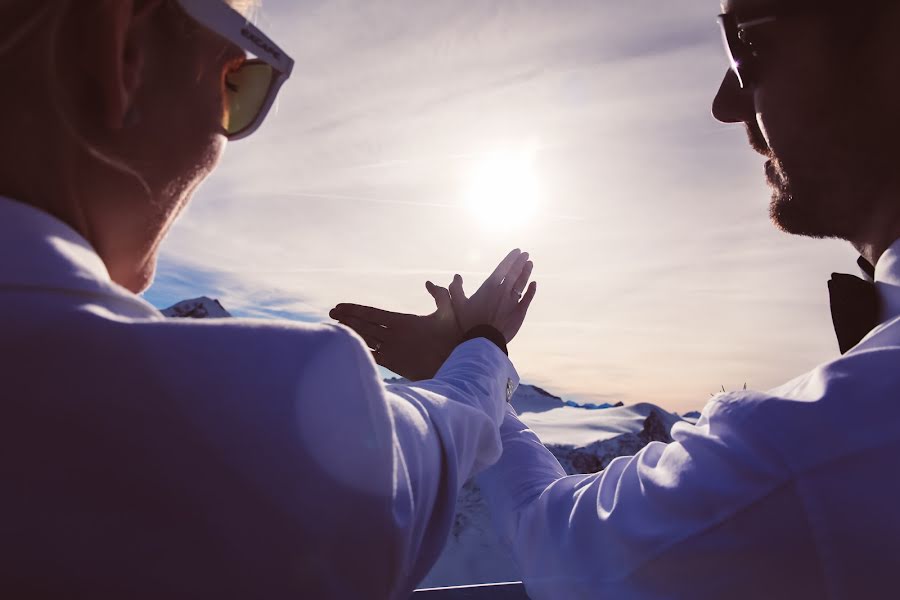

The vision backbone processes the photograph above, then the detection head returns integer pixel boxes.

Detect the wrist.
[462,325,508,356]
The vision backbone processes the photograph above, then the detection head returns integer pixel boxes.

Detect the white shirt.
[479,239,900,600]
[0,197,519,599]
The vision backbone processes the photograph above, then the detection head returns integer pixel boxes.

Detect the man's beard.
[762,140,880,243]
[740,118,862,240]
[766,158,840,239]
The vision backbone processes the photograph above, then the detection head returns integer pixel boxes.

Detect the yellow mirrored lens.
[223,62,275,136]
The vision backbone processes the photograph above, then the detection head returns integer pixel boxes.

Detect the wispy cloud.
[146,0,861,412]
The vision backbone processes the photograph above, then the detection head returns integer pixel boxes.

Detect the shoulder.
[59,309,378,395]
[95,310,359,355]
[695,344,900,473]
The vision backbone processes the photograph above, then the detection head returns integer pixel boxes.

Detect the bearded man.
[338,1,900,597]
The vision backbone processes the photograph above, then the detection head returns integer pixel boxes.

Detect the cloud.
[144,261,321,323]
[147,0,862,413]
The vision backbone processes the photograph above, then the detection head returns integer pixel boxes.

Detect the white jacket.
[479,240,900,599]
[0,196,519,599]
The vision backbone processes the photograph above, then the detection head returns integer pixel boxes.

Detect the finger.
[502,281,537,342]
[330,304,404,328]
[338,316,389,350]
[448,274,468,314]
[518,280,537,313]
[488,248,522,284]
[426,281,453,315]
[509,260,533,297]
[501,252,530,292]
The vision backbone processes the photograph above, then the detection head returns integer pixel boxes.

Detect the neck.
[0,144,92,243]
[852,222,900,268]
[0,136,156,293]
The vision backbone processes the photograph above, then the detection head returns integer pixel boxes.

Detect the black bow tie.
[828,257,880,354]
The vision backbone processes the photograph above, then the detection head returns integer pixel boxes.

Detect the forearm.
[382,338,520,592]
[476,398,794,600]
[477,406,569,545]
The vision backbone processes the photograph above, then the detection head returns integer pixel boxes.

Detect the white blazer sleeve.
[295,327,518,599]
[477,397,800,600]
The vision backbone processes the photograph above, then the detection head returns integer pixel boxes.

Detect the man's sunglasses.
[177,0,295,140]
[718,12,773,90]
[718,0,842,90]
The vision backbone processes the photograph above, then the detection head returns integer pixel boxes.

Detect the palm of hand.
[331,249,537,380]
[449,249,536,342]
[329,284,463,381]
[456,283,523,340]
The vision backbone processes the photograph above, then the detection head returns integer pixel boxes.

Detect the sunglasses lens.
[224,62,276,137]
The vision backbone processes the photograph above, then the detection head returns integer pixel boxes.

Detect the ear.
[79,0,165,130]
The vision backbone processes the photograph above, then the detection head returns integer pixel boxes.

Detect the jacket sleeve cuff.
[462,325,508,356]
[437,337,520,406]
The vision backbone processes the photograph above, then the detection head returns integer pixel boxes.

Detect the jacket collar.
[0,196,161,318]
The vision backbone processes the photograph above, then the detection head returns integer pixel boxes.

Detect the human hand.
[329,283,464,381]
[447,248,537,343]
[330,249,537,379]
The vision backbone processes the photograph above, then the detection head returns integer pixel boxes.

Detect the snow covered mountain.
[161,297,231,319]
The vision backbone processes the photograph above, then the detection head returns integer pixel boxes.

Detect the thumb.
[426,281,453,315]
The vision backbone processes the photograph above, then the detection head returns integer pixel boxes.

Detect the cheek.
[165,132,226,211]
[754,84,820,168]
[754,106,773,149]
[753,92,784,159]
[169,69,227,151]
[153,62,229,194]
[753,29,839,168]
[151,37,229,150]
[138,22,235,202]
[198,133,227,184]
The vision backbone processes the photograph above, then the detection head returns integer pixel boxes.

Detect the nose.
[712,69,755,124]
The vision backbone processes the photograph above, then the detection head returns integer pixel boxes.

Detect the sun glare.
[464,143,540,231]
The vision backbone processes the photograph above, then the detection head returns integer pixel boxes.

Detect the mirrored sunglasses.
[176,0,295,140]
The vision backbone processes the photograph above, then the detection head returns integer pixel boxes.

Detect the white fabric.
[479,239,900,600]
[0,197,519,599]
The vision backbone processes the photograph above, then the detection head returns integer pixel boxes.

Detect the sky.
[143,0,861,414]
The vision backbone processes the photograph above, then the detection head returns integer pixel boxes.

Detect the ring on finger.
[512,288,524,299]
[373,341,384,353]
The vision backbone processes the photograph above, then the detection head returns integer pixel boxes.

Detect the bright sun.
[464,143,540,231]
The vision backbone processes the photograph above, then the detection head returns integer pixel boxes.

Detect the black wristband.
[462,325,508,356]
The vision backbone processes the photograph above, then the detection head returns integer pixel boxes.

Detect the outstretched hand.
[329,283,464,381]
[448,248,536,343]
[330,249,537,381]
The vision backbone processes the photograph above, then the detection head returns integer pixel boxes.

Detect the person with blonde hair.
[0,1,536,597]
